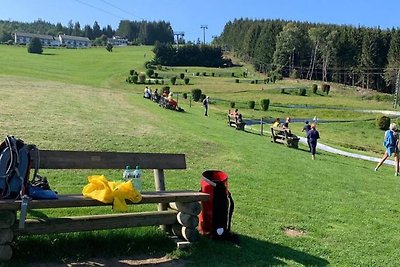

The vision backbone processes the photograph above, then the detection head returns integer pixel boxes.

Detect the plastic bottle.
[132,165,142,191]
[123,165,134,181]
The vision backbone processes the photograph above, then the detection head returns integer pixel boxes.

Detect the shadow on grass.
[190,234,329,266]
[42,53,56,56]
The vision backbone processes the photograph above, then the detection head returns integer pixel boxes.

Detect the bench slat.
[0,191,209,210]
[14,210,178,235]
[36,150,186,170]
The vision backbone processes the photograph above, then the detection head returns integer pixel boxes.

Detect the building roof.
[59,35,91,42]
[15,32,55,40]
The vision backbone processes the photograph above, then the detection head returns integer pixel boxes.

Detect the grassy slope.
[0,45,399,266]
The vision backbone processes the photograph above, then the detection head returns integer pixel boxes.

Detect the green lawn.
[0,45,399,266]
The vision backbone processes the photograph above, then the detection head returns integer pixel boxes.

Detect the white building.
[107,36,129,46]
[58,35,91,48]
[14,32,60,46]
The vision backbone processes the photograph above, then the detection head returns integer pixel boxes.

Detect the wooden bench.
[0,150,209,261]
[227,114,245,131]
[270,127,300,148]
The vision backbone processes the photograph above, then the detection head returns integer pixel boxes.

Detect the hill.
[0,45,399,266]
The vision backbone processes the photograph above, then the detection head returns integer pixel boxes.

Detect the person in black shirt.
[302,121,312,151]
[307,123,320,160]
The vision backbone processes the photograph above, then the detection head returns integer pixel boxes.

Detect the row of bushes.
[228,99,270,111]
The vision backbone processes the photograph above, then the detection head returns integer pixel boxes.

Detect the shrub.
[146,69,154,77]
[184,77,190,85]
[154,72,159,78]
[183,93,188,99]
[230,102,235,108]
[376,116,391,130]
[200,94,206,102]
[138,73,146,83]
[231,72,235,77]
[312,84,318,94]
[255,80,258,84]
[322,84,331,95]
[180,73,185,79]
[260,99,270,111]
[196,72,200,76]
[212,72,215,77]
[290,69,299,79]
[203,72,207,76]
[27,37,43,54]
[248,101,255,109]
[251,80,255,84]
[191,88,202,102]
[235,79,239,83]
[155,79,159,84]
[129,69,135,75]
[132,75,138,83]
[299,88,307,96]
[281,88,285,94]
[170,76,177,85]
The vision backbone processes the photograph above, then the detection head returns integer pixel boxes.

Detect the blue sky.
[1,0,400,42]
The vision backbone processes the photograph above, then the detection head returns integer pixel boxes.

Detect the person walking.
[302,120,312,151]
[203,96,209,116]
[307,123,320,160]
[375,123,399,176]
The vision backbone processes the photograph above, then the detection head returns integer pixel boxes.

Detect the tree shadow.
[42,53,56,56]
[193,234,330,266]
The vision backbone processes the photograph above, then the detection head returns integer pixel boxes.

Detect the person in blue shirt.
[375,123,399,176]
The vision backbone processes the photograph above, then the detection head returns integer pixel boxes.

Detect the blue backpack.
[0,136,38,199]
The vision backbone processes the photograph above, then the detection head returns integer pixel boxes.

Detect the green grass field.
[0,45,399,266]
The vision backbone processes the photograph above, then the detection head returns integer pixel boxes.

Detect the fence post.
[189,96,192,108]
[260,117,263,135]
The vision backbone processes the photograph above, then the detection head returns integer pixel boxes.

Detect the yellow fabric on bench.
[82,175,142,212]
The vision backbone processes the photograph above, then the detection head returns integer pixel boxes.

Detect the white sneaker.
[374,167,378,172]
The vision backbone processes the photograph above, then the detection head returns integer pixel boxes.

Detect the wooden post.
[0,211,16,228]
[189,96,192,108]
[154,168,168,231]
[0,229,13,244]
[0,245,12,261]
[260,117,263,136]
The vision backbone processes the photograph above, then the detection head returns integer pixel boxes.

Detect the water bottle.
[123,165,134,181]
[132,165,142,191]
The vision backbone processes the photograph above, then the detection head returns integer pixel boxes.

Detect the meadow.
[0,45,399,266]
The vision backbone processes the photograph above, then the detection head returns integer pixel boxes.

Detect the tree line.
[152,42,231,67]
[216,18,400,93]
[0,19,173,45]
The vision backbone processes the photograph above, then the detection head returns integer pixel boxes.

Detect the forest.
[216,18,400,93]
[0,19,173,45]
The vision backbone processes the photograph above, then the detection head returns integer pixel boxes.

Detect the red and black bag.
[199,170,234,239]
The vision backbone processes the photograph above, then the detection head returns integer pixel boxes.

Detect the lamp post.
[200,25,208,44]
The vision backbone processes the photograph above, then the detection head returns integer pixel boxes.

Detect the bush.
[281,88,285,94]
[129,69,135,76]
[230,102,235,108]
[260,99,270,111]
[183,93,188,99]
[200,94,206,102]
[180,73,185,79]
[202,72,207,76]
[154,72,158,78]
[196,72,200,76]
[248,101,255,109]
[299,88,307,96]
[138,73,146,83]
[376,116,391,130]
[146,69,154,77]
[322,84,331,95]
[27,37,43,54]
[212,72,215,77]
[191,88,202,102]
[235,79,239,83]
[255,80,258,84]
[184,77,190,85]
[132,75,138,83]
[312,84,318,94]
[231,73,235,77]
[170,76,177,85]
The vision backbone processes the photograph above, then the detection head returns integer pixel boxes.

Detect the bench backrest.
[35,150,186,170]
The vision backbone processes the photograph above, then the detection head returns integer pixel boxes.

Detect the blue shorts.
[386,146,396,157]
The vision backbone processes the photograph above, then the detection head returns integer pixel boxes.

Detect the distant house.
[58,35,91,48]
[107,36,129,46]
[14,32,60,46]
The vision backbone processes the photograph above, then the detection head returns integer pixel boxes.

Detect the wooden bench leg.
[0,211,16,261]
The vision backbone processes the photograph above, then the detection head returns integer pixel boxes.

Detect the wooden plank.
[34,150,186,170]
[15,211,178,235]
[0,191,209,210]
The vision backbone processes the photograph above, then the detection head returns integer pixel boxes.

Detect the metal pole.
[260,117,263,136]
